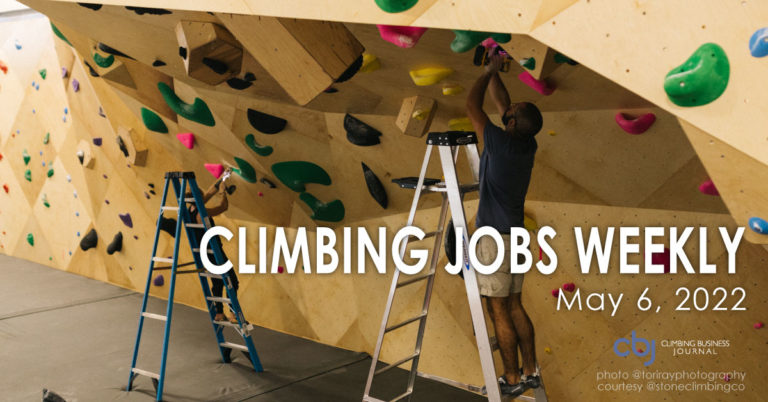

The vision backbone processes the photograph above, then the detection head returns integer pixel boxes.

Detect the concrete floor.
[0,255,485,401]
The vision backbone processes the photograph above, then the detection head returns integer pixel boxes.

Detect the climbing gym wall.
[0,1,766,400]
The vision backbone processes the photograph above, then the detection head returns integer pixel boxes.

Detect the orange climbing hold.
[0,60,7,74]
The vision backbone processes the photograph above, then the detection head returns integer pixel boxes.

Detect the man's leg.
[487,296,521,384]
[508,291,537,376]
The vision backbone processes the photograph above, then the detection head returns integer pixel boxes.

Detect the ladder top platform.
[164,171,196,179]
[426,131,478,146]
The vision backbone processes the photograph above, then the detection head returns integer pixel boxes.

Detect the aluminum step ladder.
[363,131,547,402]
[127,171,263,401]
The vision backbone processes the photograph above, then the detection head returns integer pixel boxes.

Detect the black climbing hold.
[226,77,252,90]
[84,62,99,77]
[361,163,387,209]
[97,42,134,60]
[335,55,363,83]
[77,3,102,11]
[80,229,98,251]
[445,219,457,266]
[247,109,286,134]
[260,177,276,188]
[343,114,381,146]
[77,150,84,164]
[324,87,338,93]
[107,232,122,255]
[226,185,236,195]
[178,47,187,60]
[473,45,485,66]
[125,6,171,15]
[149,189,156,195]
[116,136,129,157]
[42,388,67,402]
[152,59,166,67]
[148,183,154,188]
[243,72,256,82]
[160,216,177,237]
[202,57,228,74]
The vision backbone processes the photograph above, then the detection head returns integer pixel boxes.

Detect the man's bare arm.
[489,73,511,116]
[206,192,228,217]
[467,54,504,136]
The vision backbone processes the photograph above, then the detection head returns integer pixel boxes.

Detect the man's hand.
[484,53,505,74]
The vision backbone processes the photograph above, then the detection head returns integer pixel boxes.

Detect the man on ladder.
[466,50,543,397]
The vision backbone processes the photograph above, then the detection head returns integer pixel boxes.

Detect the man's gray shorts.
[476,234,524,297]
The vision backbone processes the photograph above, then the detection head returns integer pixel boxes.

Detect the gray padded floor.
[0,255,484,401]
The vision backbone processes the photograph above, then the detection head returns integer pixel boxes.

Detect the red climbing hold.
[551,288,560,298]
[204,163,224,178]
[518,71,555,96]
[377,25,427,48]
[698,179,719,196]
[0,60,7,74]
[277,266,284,273]
[615,112,656,135]
[651,247,671,273]
[2,184,8,193]
[755,322,765,329]
[176,132,195,149]
[562,283,575,292]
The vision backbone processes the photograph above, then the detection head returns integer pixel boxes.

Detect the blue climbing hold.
[749,27,768,58]
[748,217,768,234]
[64,107,69,115]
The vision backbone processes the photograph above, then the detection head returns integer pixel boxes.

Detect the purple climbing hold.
[61,67,68,78]
[144,192,150,199]
[93,138,102,146]
[133,235,138,240]
[105,199,110,204]
[102,174,108,179]
[72,79,80,92]
[153,274,164,286]
[119,213,133,228]
[98,106,106,117]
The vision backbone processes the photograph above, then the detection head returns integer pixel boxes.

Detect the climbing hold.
[299,192,345,222]
[70,78,80,93]
[554,52,578,65]
[232,157,258,183]
[544,347,552,354]
[176,133,195,149]
[24,169,31,182]
[26,233,34,246]
[78,3,102,10]
[374,0,418,13]
[152,59,166,67]
[2,184,7,193]
[749,27,768,58]
[409,66,453,86]
[258,192,263,197]
[260,177,276,188]
[42,193,50,207]
[324,87,338,94]
[651,247,671,273]
[157,82,215,127]
[107,232,123,255]
[698,179,719,196]
[92,52,114,68]
[141,108,168,133]
[520,57,536,70]
[98,43,134,59]
[92,138,102,146]
[125,6,172,15]
[80,229,98,251]
[0,60,6,74]
[247,109,286,134]
[362,162,388,209]
[518,71,555,96]
[245,134,274,156]
[271,161,331,192]
[66,175,71,182]
[377,25,427,48]
[119,213,134,228]
[226,77,252,90]
[748,217,768,234]
[277,266,284,273]
[14,40,21,50]
[61,67,68,78]
[442,84,464,96]
[551,288,560,298]
[22,149,30,165]
[47,167,54,178]
[39,69,47,79]
[450,30,511,53]
[344,114,382,146]
[614,112,656,135]
[562,283,576,292]
[524,215,538,232]
[360,53,381,73]
[84,62,99,77]
[202,57,228,74]
[755,321,765,329]
[43,133,50,144]
[153,274,165,286]
[335,55,363,83]
[204,163,224,179]
[664,43,729,107]
[448,117,473,132]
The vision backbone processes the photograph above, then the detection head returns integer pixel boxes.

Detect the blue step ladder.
[127,171,262,401]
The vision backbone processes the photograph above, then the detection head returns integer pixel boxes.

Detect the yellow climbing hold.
[411,108,431,121]
[448,117,473,132]
[442,84,464,96]
[547,130,557,136]
[409,66,453,86]
[545,347,552,354]
[524,215,538,232]
[360,53,381,73]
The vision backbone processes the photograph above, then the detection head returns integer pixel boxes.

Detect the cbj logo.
[613,331,656,366]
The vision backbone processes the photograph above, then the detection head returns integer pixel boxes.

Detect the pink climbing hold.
[724,374,731,382]
[72,78,79,92]
[698,179,720,196]
[258,192,263,197]
[651,247,671,273]
[551,288,560,298]
[153,274,164,286]
[518,71,555,96]
[176,132,195,149]
[377,25,427,48]
[204,163,224,179]
[277,266,284,273]
[755,321,765,329]
[562,282,575,292]
[615,112,656,135]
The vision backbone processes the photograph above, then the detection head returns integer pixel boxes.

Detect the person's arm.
[466,54,504,136]
[201,180,220,203]
[489,72,511,116]
[206,190,228,217]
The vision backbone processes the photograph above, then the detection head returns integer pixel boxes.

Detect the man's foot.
[498,376,528,397]
[214,313,226,322]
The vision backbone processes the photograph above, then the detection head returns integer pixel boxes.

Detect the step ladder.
[127,171,263,401]
[363,131,547,402]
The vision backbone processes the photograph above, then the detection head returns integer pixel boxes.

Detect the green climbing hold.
[245,134,273,156]
[271,161,331,192]
[24,169,31,182]
[232,157,257,183]
[50,23,72,46]
[43,132,50,144]
[157,82,215,127]
[374,0,418,13]
[664,43,729,107]
[47,167,54,178]
[22,149,30,165]
[554,52,577,65]
[42,194,50,208]
[450,30,511,53]
[26,233,34,246]
[520,57,536,70]
[39,69,47,79]
[93,52,115,68]
[141,107,168,133]
[299,192,345,222]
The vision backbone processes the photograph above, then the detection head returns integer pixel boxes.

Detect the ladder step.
[199,271,222,279]
[390,391,414,402]
[396,271,435,288]
[141,312,167,322]
[161,206,179,212]
[386,312,427,333]
[176,269,203,275]
[213,320,240,328]
[192,248,214,254]
[185,197,196,203]
[220,341,248,352]
[186,223,205,229]
[152,257,174,264]
[131,368,160,380]
[206,296,231,304]
[423,230,441,238]
[375,353,420,376]
[423,182,479,193]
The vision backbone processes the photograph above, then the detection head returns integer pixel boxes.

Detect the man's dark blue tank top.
[476,123,537,233]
